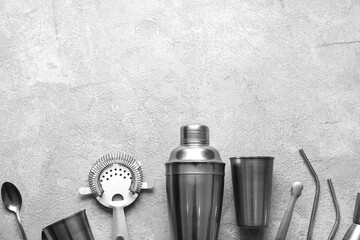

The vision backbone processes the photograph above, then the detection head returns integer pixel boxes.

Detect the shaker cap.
[181,125,209,145]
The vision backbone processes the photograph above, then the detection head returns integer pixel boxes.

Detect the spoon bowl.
[1,182,23,212]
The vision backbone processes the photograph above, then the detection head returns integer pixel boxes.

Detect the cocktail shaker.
[165,125,225,240]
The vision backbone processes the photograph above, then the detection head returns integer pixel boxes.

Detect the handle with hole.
[275,195,298,240]
[112,206,128,240]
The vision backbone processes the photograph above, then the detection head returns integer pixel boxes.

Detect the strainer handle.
[112,206,128,240]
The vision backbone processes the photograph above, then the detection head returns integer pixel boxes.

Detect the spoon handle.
[15,210,28,240]
[276,196,298,240]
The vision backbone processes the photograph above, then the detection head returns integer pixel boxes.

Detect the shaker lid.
[181,125,209,145]
[167,124,223,163]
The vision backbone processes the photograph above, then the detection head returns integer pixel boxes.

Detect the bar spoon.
[1,182,28,240]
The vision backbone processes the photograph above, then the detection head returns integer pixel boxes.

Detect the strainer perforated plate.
[97,164,138,209]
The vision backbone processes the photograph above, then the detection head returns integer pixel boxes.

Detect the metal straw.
[327,179,340,240]
[299,149,320,240]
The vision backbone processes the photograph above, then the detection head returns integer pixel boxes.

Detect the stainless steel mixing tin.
[229,156,274,228]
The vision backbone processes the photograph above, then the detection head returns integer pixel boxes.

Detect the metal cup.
[42,210,95,240]
[229,156,274,228]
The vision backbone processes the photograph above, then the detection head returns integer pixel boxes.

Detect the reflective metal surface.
[78,152,154,240]
[299,149,320,240]
[1,182,28,240]
[229,156,274,228]
[166,125,225,240]
[344,224,360,240]
[327,179,340,240]
[276,182,303,240]
[42,210,95,240]
[343,193,360,240]
[353,193,360,224]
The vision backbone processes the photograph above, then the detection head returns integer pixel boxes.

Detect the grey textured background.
[0,0,360,239]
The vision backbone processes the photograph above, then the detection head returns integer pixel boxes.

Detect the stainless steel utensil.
[276,182,303,240]
[79,153,154,240]
[299,149,320,240]
[1,182,28,240]
[229,156,274,228]
[166,125,225,240]
[343,193,360,240]
[327,179,340,240]
[42,210,95,240]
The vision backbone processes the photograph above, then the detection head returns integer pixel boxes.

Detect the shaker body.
[166,162,224,240]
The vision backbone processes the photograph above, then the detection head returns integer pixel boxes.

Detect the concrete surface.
[0,0,360,239]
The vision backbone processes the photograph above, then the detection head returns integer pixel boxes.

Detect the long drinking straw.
[299,149,320,240]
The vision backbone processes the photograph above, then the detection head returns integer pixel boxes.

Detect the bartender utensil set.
[0,124,357,239]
